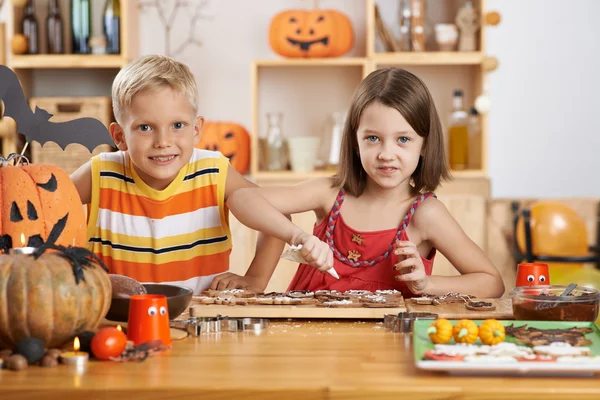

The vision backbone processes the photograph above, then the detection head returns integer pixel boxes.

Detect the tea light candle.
[60,337,89,366]
[9,234,36,255]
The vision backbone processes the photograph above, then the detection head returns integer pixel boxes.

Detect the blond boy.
[71,55,332,295]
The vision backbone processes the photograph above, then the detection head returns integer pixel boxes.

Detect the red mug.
[127,294,172,346]
[516,263,550,287]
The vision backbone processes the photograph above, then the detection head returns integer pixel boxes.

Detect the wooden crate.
[28,96,115,174]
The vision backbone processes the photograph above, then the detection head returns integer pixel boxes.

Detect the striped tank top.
[86,149,232,295]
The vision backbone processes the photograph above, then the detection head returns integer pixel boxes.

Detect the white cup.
[435,24,458,51]
[287,136,320,173]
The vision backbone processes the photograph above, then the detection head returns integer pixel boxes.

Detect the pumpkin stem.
[458,328,469,338]
[426,326,437,335]
[494,330,503,337]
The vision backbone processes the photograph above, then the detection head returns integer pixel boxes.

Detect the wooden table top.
[1,320,600,400]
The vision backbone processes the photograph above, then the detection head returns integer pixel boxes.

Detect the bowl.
[509,285,600,322]
[105,284,193,322]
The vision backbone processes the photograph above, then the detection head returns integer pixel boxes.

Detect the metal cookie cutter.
[384,312,438,333]
[171,316,269,336]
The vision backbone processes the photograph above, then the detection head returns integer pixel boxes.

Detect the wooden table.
[1,320,600,400]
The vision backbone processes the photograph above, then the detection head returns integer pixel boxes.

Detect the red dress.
[288,189,436,298]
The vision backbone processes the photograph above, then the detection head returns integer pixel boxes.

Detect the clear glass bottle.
[266,112,285,171]
[448,89,469,170]
[47,0,64,54]
[71,0,91,54]
[103,0,121,54]
[326,111,345,168]
[22,0,39,54]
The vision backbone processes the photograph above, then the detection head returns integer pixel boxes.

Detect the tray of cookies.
[413,319,600,376]
[189,289,407,319]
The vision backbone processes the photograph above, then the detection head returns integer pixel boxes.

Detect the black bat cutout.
[0,65,116,152]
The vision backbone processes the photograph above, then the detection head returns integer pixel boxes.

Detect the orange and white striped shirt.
[86,149,232,294]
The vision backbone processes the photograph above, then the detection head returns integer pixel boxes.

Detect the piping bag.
[281,245,340,279]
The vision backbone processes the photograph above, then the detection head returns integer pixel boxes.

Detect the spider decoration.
[30,212,109,284]
[109,340,169,362]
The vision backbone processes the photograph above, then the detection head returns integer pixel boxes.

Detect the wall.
[2,0,600,198]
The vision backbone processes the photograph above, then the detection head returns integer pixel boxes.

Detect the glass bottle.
[71,0,91,54]
[47,0,64,54]
[22,0,39,54]
[468,107,481,169]
[326,111,345,168]
[266,112,285,171]
[448,89,469,170]
[103,0,121,54]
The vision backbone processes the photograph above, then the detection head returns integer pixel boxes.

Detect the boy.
[71,54,333,295]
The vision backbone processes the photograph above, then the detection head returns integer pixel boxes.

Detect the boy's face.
[110,86,202,191]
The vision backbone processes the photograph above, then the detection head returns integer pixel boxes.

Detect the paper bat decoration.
[0,65,115,152]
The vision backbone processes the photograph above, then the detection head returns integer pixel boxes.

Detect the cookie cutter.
[384,312,438,333]
[170,315,269,336]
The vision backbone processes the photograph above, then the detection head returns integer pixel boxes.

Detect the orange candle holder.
[127,294,171,346]
[516,262,550,287]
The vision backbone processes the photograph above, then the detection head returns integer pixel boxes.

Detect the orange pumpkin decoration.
[0,251,112,348]
[0,154,86,251]
[269,9,354,58]
[196,121,250,174]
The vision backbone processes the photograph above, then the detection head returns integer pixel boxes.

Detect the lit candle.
[9,233,36,255]
[60,337,89,366]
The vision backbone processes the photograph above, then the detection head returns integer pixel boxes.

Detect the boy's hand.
[291,231,334,273]
[209,272,264,292]
[393,240,429,295]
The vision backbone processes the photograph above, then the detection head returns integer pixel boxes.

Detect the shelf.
[253,170,336,181]
[10,55,127,69]
[254,58,368,67]
[371,52,485,66]
[449,169,487,178]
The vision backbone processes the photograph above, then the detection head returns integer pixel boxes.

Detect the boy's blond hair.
[112,54,198,123]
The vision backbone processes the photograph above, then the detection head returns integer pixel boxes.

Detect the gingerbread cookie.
[465,301,496,311]
[317,299,361,308]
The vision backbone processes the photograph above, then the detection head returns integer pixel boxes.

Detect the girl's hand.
[209,273,264,292]
[291,231,334,273]
[394,240,429,295]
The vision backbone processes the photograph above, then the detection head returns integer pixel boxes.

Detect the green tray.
[413,320,600,376]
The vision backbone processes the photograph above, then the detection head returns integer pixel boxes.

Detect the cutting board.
[405,298,514,320]
[189,303,406,319]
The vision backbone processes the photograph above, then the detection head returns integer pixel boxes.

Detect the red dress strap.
[325,189,436,268]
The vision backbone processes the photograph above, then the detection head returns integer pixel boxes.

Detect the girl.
[229,67,505,298]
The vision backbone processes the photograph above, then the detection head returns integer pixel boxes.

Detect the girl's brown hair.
[332,67,451,196]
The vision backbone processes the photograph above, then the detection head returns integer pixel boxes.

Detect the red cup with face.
[127,294,172,346]
[516,263,550,287]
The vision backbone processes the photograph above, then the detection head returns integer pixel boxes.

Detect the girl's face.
[356,102,424,191]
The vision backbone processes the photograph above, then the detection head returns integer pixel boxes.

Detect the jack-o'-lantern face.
[0,156,86,252]
[269,9,354,58]
[196,121,250,174]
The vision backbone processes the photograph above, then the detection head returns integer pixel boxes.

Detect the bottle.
[22,0,39,54]
[327,111,345,168]
[47,0,64,54]
[266,112,285,171]
[448,89,469,170]
[103,0,121,54]
[468,107,481,169]
[71,0,91,54]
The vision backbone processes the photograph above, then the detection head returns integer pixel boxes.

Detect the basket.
[28,97,115,174]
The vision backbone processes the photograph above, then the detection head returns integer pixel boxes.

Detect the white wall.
[486,0,600,198]
[2,0,599,198]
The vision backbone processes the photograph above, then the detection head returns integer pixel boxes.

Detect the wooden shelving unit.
[249,0,497,189]
[2,0,138,156]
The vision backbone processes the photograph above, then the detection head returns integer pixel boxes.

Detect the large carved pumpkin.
[269,9,354,58]
[0,251,112,348]
[0,155,86,252]
[196,121,250,174]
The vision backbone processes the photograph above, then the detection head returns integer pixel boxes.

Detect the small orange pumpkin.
[196,121,250,174]
[478,319,505,346]
[452,319,479,344]
[269,9,354,58]
[0,154,86,251]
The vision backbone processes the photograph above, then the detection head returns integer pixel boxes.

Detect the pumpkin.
[0,250,112,349]
[427,318,453,344]
[196,121,250,174]
[452,319,479,344]
[0,154,86,252]
[478,319,505,346]
[268,9,354,58]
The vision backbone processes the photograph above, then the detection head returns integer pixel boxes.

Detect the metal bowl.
[105,283,193,322]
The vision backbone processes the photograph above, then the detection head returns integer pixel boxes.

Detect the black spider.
[30,213,109,285]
